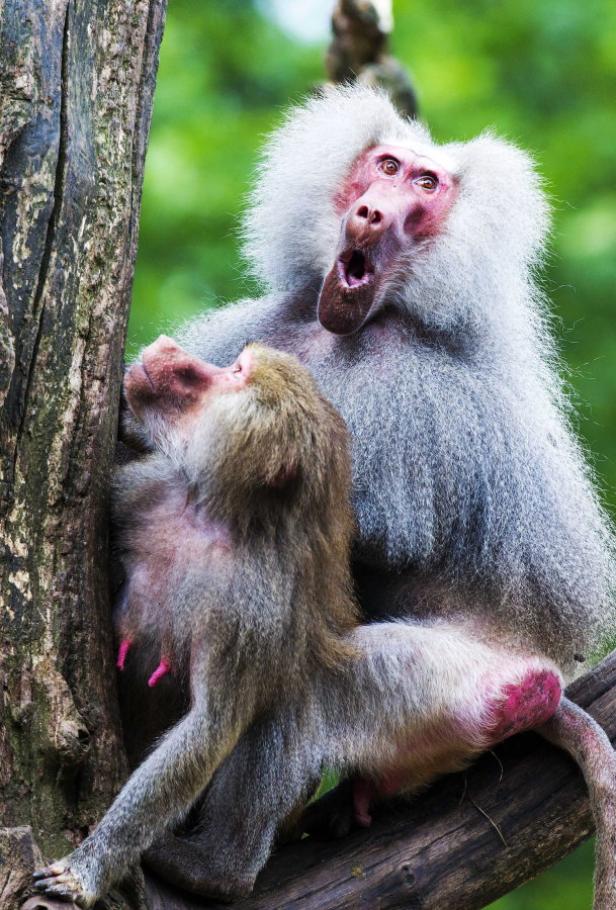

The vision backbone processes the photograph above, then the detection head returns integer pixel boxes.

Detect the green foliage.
[131,2,615,906]
[490,838,594,909]
[129,1,323,354]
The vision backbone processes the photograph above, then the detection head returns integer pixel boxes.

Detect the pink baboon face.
[124,335,253,429]
[318,144,458,335]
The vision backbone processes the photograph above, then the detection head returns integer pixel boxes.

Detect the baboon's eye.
[414,173,439,192]
[177,366,199,384]
[379,158,400,176]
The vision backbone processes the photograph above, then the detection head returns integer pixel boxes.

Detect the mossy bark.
[0,1,166,907]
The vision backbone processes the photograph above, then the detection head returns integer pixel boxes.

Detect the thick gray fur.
[181,84,614,669]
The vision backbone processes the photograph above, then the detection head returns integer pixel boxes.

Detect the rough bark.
[326,0,418,118]
[144,653,616,910]
[0,1,166,908]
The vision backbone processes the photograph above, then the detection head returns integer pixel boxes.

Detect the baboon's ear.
[268,461,300,492]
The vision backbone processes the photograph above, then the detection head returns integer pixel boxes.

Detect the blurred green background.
[130,1,616,906]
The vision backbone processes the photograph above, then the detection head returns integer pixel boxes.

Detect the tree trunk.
[0,1,166,908]
[146,653,615,910]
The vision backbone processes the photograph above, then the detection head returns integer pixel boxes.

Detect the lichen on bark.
[0,1,167,907]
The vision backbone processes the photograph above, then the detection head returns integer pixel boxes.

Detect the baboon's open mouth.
[338,249,374,289]
[318,247,379,335]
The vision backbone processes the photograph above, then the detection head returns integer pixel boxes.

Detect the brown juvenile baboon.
[34,339,606,909]
[33,335,357,906]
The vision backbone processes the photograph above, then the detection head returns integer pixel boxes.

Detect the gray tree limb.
[326,0,418,118]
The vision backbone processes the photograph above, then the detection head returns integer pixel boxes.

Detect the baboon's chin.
[317,258,378,335]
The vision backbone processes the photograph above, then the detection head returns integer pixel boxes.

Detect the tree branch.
[145,652,616,910]
[326,0,418,118]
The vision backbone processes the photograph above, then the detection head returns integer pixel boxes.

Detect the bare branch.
[326,0,418,117]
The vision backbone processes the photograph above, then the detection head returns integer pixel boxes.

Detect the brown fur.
[33,339,358,908]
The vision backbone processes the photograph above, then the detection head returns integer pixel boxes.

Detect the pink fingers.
[148,658,171,688]
[116,639,132,670]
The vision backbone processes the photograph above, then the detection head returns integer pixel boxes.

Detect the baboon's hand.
[32,854,99,908]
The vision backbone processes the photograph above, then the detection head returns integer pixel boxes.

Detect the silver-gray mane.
[181,84,615,672]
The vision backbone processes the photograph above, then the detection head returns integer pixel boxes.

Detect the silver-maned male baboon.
[143,85,616,907]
